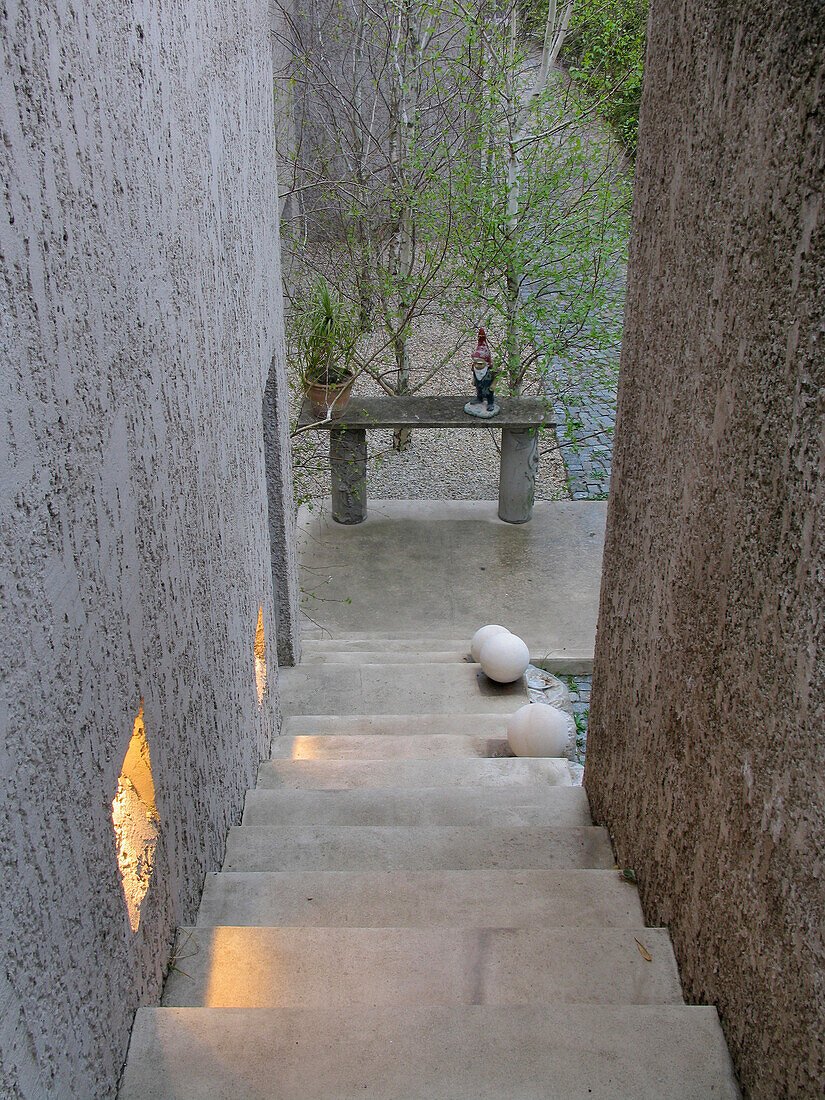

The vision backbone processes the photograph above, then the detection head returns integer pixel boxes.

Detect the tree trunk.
[389,0,422,451]
[505,258,522,395]
[356,226,374,333]
[498,0,573,395]
[352,5,374,334]
[393,330,412,450]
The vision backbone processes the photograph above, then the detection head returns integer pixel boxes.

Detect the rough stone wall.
[586,3,824,1097]
[0,1,297,1096]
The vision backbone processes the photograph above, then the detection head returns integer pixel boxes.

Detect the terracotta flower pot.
[305,375,355,419]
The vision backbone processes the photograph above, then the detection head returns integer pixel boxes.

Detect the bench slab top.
[298,395,552,430]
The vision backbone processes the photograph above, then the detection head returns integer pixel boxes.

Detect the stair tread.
[243,785,590,827]
[279,662,529,715]
[282,713,511,736]
[298,644,592,674]
[271,733,513,759]
[256,757,572,789]
[121,1005,739,1099]
[303,636,472,648]
[196,868,645,927]
[162,926,684,1009]
[300,650,474,663]
[121,628,739,1098]
[223,824,614,872]
[302,630,495,642]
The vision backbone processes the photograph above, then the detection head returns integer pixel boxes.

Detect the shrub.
[563,0,648,152]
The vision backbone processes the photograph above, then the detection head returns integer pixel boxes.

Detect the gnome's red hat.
[473,328,492,364]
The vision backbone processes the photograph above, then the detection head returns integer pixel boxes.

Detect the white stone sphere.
[479,631,530,683]
[507,703,570,757]
[470,624,510,663]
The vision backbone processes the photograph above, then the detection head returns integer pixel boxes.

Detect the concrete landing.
[297,499,606,663]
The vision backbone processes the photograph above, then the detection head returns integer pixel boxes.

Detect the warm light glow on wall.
[255,606,267,706]
[112,703,159,932]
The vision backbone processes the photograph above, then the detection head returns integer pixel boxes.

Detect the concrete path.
[297,498,606,665]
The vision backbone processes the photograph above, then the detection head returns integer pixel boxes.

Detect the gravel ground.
[365,424,567,500]
[291,316,569,505]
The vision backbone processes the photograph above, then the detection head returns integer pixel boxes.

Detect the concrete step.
[162,926,684,1008]
[299,639,590,673]
[279,662,528,716]
[271,732,512,759]
[303,636,471,650]
[282,713,509,737]
[196,868,646,928]
[300,650,474,664]
[298,642,592,674]
[223,825,614,872]
[302,630,476,643]
[121,1004,739,1099]
[243,785,590,827]
[256,757,571,790]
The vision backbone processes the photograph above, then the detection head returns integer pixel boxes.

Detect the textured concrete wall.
[0,1,297,1096]
[586,3,824,1097]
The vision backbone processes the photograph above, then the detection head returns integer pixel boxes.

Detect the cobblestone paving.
[544,359,616,759]
[567,675,592,764]
[535,268,624,502]
[548,377,617,500]
[537,282,621,762]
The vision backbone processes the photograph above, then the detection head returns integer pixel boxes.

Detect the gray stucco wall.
[586,3,824,1097]
[0,1,297,1096]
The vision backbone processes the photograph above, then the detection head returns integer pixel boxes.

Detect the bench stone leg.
[499,426,539,523]
[330,428,367,524]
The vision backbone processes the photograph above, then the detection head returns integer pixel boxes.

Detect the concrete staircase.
[120,638,739,1098]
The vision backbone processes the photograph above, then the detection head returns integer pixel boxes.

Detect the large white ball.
[507,703,570,757]
[479,631,530,683]
[470,624,509,663]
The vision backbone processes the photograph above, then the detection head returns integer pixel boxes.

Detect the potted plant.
[294,280,358,418]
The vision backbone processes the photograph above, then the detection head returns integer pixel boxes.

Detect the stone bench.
[297,395,551,525]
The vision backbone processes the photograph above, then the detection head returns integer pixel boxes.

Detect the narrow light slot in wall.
[255,606,267,706]
[111,702,159,932]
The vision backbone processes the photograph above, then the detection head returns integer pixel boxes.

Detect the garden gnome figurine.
[464,327,500,418]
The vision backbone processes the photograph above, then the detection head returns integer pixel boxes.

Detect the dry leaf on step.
[635,938,652,962]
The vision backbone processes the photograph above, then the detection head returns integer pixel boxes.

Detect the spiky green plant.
[294,280,357,387]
